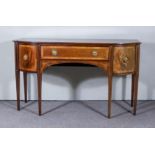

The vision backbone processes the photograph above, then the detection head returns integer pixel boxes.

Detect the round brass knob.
[23,54,28,61]
[51,49,58,56]
[92,50,98,56]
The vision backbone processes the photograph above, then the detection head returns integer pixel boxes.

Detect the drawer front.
[19,45,37,72]
[113,46,136,74]
[41,46,109,60]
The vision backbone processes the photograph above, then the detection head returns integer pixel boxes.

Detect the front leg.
[16,70,20,111]
[131,74,134,107]
[37,72,42,116]
[133,73,139,115]
[108,72,113,118]
[23,72,27,103]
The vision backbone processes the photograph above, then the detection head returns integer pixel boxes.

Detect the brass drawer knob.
[92,50,98,56]
[23,54,28,61]
[51,49,58,56]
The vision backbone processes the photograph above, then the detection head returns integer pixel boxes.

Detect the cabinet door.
[19,45,37,72]
[113,46,136,74]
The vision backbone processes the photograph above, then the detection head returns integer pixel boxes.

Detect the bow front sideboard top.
[14,39,141,118]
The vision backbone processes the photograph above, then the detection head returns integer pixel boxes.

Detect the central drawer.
[41,46,109,60]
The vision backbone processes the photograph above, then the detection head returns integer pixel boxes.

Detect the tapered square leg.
[16,70,20,111]
[133,74,139,115]
[23,72,27,103]
[131,74,135,107]
[133,45,140,115]
[37,73,42,116]
[108,73,113,119]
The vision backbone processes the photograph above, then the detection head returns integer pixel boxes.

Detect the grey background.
[0,26,154,100]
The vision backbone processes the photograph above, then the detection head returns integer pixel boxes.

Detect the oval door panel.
[19,45,37,72]
[113,46,136,74]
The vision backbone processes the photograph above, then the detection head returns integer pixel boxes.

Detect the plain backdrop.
[0,26,154,100]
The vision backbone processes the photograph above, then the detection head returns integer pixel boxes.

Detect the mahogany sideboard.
[14,39,140,118]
